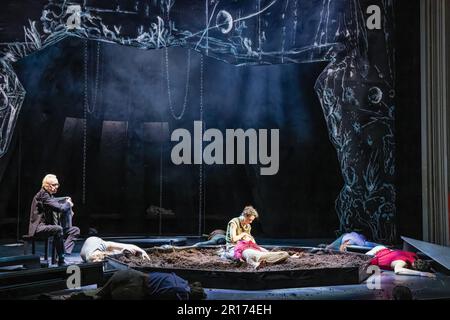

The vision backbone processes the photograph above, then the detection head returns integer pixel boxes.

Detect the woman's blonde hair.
[240,205,259,219]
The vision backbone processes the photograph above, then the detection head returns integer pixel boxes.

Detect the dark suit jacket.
[28,188,71,236]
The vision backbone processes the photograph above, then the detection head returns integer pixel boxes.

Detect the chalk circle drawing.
[216,10,233,34]
[368,87,383,104]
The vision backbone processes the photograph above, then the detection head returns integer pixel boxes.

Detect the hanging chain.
[165,47,191,120]
[82,41,102,205]
[90,42,101,114]
[84,40,101,114]
[198,55,204,236]
[82,40,89,205]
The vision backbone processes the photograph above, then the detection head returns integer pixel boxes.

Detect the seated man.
[325,231,382,252]
[225,205,259,250]
[193,229,226,247]
[80,236,150,262]
[28,174,80,266]
[366,245,436,278]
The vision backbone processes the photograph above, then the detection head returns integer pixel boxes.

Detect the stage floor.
[1,237,450,300]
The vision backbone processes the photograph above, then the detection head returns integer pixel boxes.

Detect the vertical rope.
[16,125,21,241]
[204,0,208,233]
[159,50,165,235]
[159,139,163,235]
[199,55,204,236]
[206,0,209,56]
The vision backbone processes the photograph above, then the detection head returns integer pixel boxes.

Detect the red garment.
[370,248,418,270]
[234,240,263,260]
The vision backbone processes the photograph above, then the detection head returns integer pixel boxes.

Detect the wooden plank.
[402,236,450,271]
[0,262,103,287]
[0,255,40,269]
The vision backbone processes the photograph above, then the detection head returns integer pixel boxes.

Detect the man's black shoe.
[57,257,67,267]
[58,261,68,267]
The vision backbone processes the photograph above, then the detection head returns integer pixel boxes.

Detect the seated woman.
[366,245,436,278]
[326,232,382,252]
[80,236,150,262]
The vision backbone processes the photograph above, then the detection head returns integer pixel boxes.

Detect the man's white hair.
[42,174,58,188]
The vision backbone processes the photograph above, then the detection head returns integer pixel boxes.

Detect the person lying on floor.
[193,229,226,247]
[366,245,436,278]
[80,236,150,262]
[96,269,205,300]
[325,231,382,252]
[40,269,205,300]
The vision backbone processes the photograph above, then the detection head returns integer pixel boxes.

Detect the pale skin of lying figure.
[366,246,436,278]
[88,241,150,263]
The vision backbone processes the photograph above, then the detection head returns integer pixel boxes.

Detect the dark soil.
[115,247,372,272]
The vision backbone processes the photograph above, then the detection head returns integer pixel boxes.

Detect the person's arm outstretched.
[392,260,435,278]
[105,241,150,260]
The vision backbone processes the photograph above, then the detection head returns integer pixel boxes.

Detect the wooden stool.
[22,235,57,265]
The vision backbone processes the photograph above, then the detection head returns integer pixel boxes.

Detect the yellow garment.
[225,217,251,247]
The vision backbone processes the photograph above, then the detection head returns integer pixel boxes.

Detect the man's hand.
[122,246,137,255]
[123,245,150,261]
[66,197,74,208]
[240,232,251,240]
[139,250,150,261]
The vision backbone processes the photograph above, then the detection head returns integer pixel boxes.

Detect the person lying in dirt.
[366,245,436,278]
[233,234,298,269]
[193,229,226,247]
[80,236,150,262]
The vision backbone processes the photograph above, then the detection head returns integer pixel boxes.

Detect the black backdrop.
[0,1,422,242]
[7,38,341,238]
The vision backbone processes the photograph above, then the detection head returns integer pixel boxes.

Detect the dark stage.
[0,0,450,305]
[1,236,450,300]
